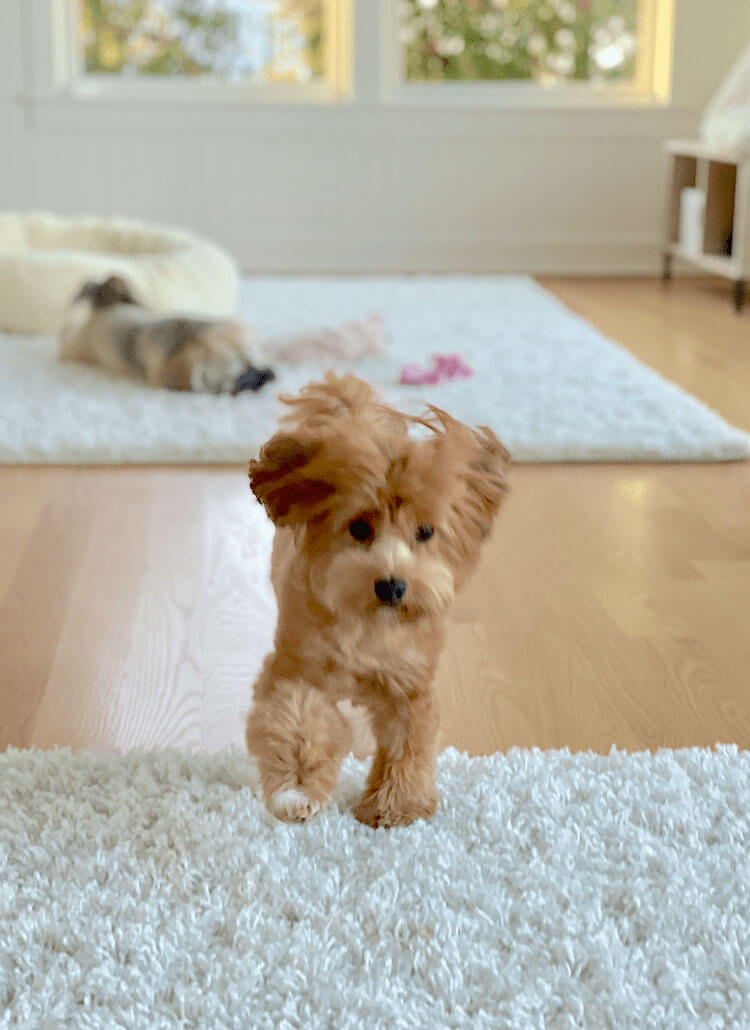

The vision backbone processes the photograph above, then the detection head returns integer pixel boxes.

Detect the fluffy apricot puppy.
[246,374,510,827]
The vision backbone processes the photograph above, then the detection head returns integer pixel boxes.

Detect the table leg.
[662,251,672,282]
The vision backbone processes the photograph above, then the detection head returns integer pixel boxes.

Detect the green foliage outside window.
[79,0,637,86]
[400,0,639,84]
[79,0,325,82]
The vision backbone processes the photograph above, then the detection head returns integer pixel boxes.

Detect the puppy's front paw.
[354,789,438,829]
[268,787,321,823]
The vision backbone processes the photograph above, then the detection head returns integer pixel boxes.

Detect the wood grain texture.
[1,276,749,756]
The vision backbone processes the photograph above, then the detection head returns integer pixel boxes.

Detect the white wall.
[2,1,749,274]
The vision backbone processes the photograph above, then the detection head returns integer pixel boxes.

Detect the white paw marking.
[269,787,321,822]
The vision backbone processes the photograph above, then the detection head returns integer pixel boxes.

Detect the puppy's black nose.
[234,366,276,394]
[374,578,407,606]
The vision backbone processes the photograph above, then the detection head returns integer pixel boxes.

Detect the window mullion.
[352,0,384,103]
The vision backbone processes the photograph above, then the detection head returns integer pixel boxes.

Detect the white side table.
[663,138,749,312]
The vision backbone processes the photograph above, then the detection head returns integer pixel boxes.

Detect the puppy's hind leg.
[246,679,352,823]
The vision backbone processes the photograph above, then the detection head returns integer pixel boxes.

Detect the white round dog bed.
[0,212,239,334]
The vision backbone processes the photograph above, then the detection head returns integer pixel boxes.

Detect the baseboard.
[234,234,663,276]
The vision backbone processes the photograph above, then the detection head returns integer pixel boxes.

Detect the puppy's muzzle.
[234,366,276,394]
[374,578,407,606]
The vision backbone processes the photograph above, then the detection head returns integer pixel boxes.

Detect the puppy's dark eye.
[416,525,434,543]
[349,518,373,543]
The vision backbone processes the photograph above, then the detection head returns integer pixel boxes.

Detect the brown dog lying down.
[246,373,510,828]
[59,275,275,395]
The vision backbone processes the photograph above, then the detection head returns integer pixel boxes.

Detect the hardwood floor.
[1,276,749,756]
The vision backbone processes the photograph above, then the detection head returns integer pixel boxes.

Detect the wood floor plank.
[0,470,97,748]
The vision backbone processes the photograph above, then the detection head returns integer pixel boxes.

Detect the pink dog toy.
[400,353,474,386]
[268,313,386,364]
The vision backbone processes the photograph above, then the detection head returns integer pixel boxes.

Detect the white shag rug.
[0,276,748,464]
[1,747,749,1028]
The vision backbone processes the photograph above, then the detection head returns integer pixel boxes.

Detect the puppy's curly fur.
[246,373,510,827]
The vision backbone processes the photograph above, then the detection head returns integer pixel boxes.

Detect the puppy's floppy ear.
[249,433,337,526]
[425,406,510,539]
[462,423,511,536]
[89,275,138,309]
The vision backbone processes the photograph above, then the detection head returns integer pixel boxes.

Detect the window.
[76,0,340,88]
[399,0,640,86]
[33,0,671,106]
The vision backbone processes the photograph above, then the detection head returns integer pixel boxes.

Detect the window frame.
[382,0,674,106]
[30,0,352,106]
[25,0,673,110]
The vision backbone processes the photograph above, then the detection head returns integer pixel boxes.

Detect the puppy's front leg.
[354,690,439,829]
[246,677,352,823]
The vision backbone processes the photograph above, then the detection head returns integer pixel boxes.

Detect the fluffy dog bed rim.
[0,211,239,334]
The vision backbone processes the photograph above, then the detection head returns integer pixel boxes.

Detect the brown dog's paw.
[353,789,438,829]
[268,787,322,823]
